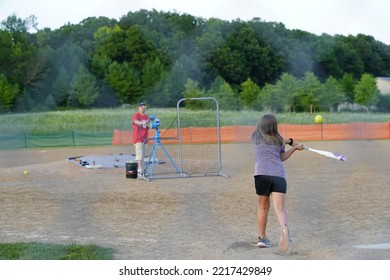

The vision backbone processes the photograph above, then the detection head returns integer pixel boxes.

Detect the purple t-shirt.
[254,142,286,178]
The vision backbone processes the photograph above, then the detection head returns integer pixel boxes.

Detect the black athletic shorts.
[254,175,287,196]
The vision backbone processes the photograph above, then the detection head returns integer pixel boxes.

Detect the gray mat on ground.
[69,154,136,169]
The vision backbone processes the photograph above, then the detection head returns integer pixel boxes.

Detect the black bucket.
[126,162,138,179]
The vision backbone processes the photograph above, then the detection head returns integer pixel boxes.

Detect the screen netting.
[141,97,227,180]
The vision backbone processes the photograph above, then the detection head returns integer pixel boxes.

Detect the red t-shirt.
[132,112,149,144]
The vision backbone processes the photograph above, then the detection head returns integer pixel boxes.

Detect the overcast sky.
[1,0,389,44]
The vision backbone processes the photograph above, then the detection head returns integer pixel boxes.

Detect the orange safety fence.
[112,122,390,145]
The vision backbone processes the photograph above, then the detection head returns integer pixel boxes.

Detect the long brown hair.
[252,113,284,146]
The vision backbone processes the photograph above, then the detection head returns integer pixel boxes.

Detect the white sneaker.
[257,237,271,248]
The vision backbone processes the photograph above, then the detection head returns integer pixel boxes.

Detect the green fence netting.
[0,131,113,149]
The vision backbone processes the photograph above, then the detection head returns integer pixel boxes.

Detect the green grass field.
[1,108,389,134]
[0,242,115,260]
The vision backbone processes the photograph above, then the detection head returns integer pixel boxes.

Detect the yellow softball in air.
[23,170,29,175]
[315,114,323,124]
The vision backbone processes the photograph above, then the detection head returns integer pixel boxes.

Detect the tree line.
[1,9,390,113]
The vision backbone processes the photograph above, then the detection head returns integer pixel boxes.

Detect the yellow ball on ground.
[315,114,323,124]
[23,170,28,175]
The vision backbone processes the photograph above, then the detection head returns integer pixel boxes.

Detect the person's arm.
[281,138,304,161]
[133,119,148,126]
[133,114,149,126]
[285,138,299,147]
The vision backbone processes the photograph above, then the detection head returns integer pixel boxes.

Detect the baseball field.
[0,140,389,260]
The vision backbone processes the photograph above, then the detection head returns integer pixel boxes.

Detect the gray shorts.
[254,175,287,196]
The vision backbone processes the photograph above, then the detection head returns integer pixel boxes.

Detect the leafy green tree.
[92,24,124,62]
[52,66,71,106]
[24,46,54,86]
[211,45,246,86]
[240,78,262,110]
[194,18,226,85]
[182,78,206,109]
[149,54,199,107]
[148,77,172,108]
[123,25,162,70]
[141,57,164,93]
[38,43,88,108]
[71,65,100,107]
[339,73,356,103]
[0,74,19,112]
[318,76,346,112]
[321,37,364,79]
[211,24,283,87]
[1,14,37,33]
[94,24,163,71]
[93,25,119,47]
[148,60,183,108]
[208,76,241,111]
[299,72,323,113]
[2,10,390,112]
[107,62,141,103]
[140,57,165,106]
[0,14,36,87]
[353,35,384,73]
[0,30,13,73]
[91,54,111,79]
[354,73,380,112]
[261,83,283,112]
[167,13,199,36]
[14,45,56,111]
[93,24,167,103]
[274,73,300,112]
[67,90,79,108]
[55,43,87,76]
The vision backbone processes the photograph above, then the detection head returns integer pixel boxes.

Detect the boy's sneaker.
[257,237,271,248]
[278,226,289,253]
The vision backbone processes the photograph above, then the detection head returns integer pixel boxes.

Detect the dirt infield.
[0,140,389,260]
